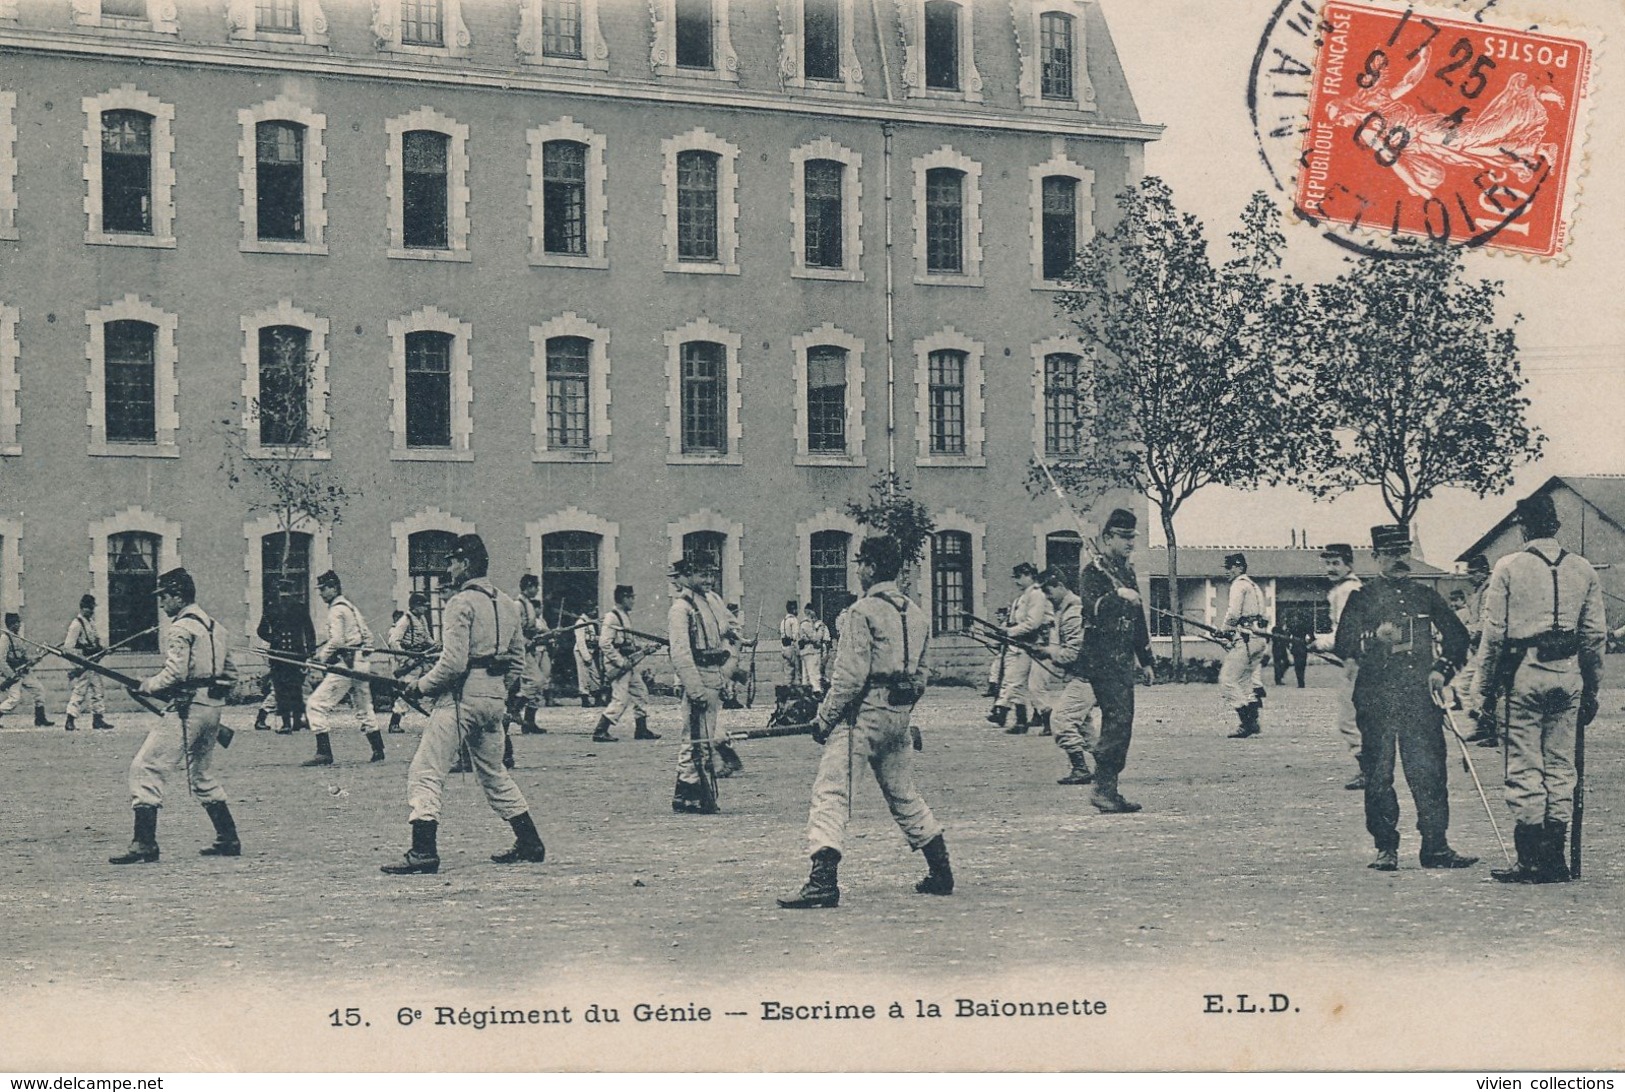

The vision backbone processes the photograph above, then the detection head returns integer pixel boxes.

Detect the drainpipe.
[868,0,897,477]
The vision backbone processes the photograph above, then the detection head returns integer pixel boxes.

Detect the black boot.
[109,805,160,865]
[503,734,516,769]
[1228,703,1261,738]
[63,715,77,732]
[199,800,241,857]
[521,705,546,734]
[1089,774,1142,814]
[366,730,386,762]
[1463,710,1497,744]
[1057,751,1094,785]
[671,778,716,815]
[254,708,270,731]
[915,834,954,895]
[1541,819,1571,882]
[302,732,334,766]
[491,812,547,864]
[34,705,52,727]
[634,715,660,740]
[275,713,295,734]
[1492,823,1545,883]
[1036,709,1052,736]
[1254,685,1267,705]
[716,743,743,777]
[986,705,1008,728]
[386,712,404,734]
[1008,705,1030,734]
[1419,839,1478,869]
[591,715,619,743]
[381,819,440,874]
[93,714,114,731]
[778,848,841,909]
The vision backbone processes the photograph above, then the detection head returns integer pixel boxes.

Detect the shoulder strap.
[872,592,914,674]
[1525,546,1569,629]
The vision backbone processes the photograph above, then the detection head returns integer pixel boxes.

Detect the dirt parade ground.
[2,677,1621,1070]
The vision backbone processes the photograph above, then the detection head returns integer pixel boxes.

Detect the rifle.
[1142,603,1344,667]
[9,632,168,717]
[746,604,764,703]
[0,652,48,694]
[722,720,821,742]
[1573,710,1586,879]
[960,614,1066,682]
[66,625,160,680]
[258,648,430,717]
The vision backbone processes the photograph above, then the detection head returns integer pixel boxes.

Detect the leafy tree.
[1302,242,1544,527]
[1043,179,1317,662]
[220,329,348,588]
[846,472,935,590]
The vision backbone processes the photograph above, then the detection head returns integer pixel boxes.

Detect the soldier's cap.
[1369,524,1412,554]
[79,593,96,610]
[854,536,903,572]
[5,612,20,628]
[447,534,488,567]
[1466,554,1491,576]
[1319,543,1355,564]
[315,569,342,588]
[154,567,195,600]
[614,584,635,601]
[1103,508,1137,535]
[1514,493,1560,532]
[520,572,540,589]
[1038,567,1069,588]
[669,558,698,578]
[408,591,430,608]
[1012,561,1040,578]
[1223,552,1247,569]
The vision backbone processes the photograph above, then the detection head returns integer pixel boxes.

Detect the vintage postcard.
[0,0,1620,1074]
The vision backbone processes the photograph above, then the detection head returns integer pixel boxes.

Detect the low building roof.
[1143,546,1445,580]
[1457,475,1625,562]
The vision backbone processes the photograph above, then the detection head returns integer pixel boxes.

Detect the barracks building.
[0,0,1156,697]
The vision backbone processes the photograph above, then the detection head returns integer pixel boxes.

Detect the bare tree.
[221,328,348,582]
[1043,180,1317,663]
[1302,242,1545,528]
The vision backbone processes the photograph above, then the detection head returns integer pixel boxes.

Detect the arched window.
[1045,531,1083,592]
[806,345,848,454]
[101,110,153,235]
[923,1,960,90]
[676,150,720,261]
[402,130,450,249]
[682,530,726,597]
[408,529,457,636]
[809,530,851,628]
[804,159,844,269]
[108,531,160,650]
[257,325,311,447]
[930,530,973,635]
[261,530,313,615]
[542,139,588,255]
[255,120,305,241]
[1039,11,1074,99]
[545,335,592,450]
[680,341,727,453]
[925,167,964,274]
[1041,176,1079,281]
[1043,351,1082,456]
[927,348,967,455]
[404,330,454,449]
[104,320,157,444]
[541,530,601,622]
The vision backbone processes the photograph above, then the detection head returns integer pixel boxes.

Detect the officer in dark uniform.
[1073,508,1156,814]
[257,578,316,734]
[1334,525,1476,872]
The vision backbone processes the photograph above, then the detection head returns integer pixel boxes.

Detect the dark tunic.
[258,600,317,716]
[1075,555,1154,782]
[1334,575,1470,851]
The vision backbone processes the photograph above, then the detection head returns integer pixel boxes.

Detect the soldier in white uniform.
[385,592,434,734]
[64,595,113,732]
[779,601,802,688]
[573,609,602,707]
[1219,553,1269,738]
[513,574,552,730]
[303,570,384,766]
[990,563,1051,733]
[110,569,238,865]
[1035,569,1095,785]
[1477,495,1606,884]
[668,559,736,814]
[1312,544,1366,788]
[1457,555,1501,747]
[778,536,949,909]
[383,535,546,875]
[0,611,53,726]
[593,584,661,744]
[797,603,830,697]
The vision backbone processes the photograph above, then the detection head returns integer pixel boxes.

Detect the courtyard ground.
[1,679,1619,1071]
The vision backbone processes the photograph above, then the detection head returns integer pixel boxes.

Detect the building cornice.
[0,29,1164,142]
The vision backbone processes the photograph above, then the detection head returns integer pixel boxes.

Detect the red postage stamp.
[1294,3,1591,257]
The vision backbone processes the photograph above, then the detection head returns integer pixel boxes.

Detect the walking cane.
[1438,701,1513,867]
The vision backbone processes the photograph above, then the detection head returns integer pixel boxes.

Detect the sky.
[1099,0,1625,565]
